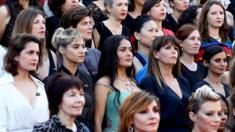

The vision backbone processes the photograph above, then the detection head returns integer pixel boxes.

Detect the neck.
[108,15,122,25]
[117,67,129,80]
[138,43,150,57]
[132,4,142,18]
[191,126,202,132]
[155,20,162,29]
[58,111,76,128]
[158,62,174,79]
[172,10,181,23]
[15,68,30,81]
[63,59,78,76]
[205,71,222,84]
[19,0,29,9]
[180,53,195,64]
[208,26,220,38]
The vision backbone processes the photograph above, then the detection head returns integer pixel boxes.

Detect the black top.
[46,15,60,51]
[140,75,191,132]
[33,114,90,132]
[180,62,207,87]
[162,14,179,33]
[192,80,230,98]
[47,49,57,75]
[122,13,135,34]
[56,65,95,132]
[94,22,131,51]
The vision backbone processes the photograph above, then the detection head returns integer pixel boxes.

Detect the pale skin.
[93,0,128,48]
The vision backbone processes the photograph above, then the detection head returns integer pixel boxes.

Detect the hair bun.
[51,27,65,49]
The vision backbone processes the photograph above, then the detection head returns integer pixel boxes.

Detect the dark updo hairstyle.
[134,15,154,33]
[141,0,162,15]
[46,72,85,116]
[203,45,226,63]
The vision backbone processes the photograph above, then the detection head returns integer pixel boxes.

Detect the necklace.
[116,78,136,93]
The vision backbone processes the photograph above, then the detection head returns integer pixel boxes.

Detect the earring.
[128,125,134,132]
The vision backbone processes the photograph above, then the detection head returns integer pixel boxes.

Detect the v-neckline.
[12,76,37,109]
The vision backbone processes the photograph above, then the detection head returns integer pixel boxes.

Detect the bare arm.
[93,28,100,49]
[94,78,111,132]
[0,6,10,42]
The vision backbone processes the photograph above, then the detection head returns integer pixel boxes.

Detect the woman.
[95,35,139,132]
[162,0,189,33]
[12,8,57,80]
[142,0,174,36]
[46,0,79,51]
[33,73,89,132]
[60,6,101,81]
[93,0,130,51]
[0,33,49,131]
[140,36,191,132]
[175,24,207,87]
[193,45,230,97]
[188,85,222,132]
[133,15,159,73]
[0,0,39,47]
[122,0,145,34]
[119,91,160,132]
[218,94,229,132]
[51,28,95,131]
[196,1,232,62]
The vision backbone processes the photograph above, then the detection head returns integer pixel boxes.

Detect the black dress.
[94,22,131,51]
[87,3,108,23]
[46,15,60,51]
[140,75,191,132]
[192,80,230,97]
[180,62,207,87]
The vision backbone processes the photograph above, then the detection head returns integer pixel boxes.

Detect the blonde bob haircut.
[119,91,160,132]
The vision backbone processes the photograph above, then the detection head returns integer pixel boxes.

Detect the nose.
[214,114,222,123]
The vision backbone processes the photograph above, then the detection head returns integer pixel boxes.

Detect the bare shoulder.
[96,76,111,86]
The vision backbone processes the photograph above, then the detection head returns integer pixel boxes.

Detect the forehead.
[199,101,221,112]
[23,41,39,50]
[142,20,157,29]
[118,39,131,47]
[34,14,44,20]
[209,4,224,12]
[70,37,84,45]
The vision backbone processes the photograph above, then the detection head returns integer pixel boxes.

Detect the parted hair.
[119,91,160,132]
[4,33,42,76]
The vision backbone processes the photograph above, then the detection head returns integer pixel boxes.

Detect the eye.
[139,109,148,114]
[205,112,214,116]
[153,106,159,113]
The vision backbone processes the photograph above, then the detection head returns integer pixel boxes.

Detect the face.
[133,101,160,132]
[108,0,128,21]
[117,39,133,68]
[76,16,93,41]
[15,42,40,72]
[191,101,222,132]
[171,0,189,12]
[60,38,86,65]
[31,14,46,40]
[181,30,201,56]
[207,51,227,76]
[136,20,159,47]
[148,1,167,21]
[207,4,225,29]
[62,0,79,12]
[218,100,228,131]
[156,43,179,66]
[59,88,85,117]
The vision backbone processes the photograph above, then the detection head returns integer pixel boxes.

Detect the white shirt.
[0,73,49,132]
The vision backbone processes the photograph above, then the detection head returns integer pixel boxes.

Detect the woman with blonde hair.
[119,91,160,132]
[12,8,57,80]
[188,85,222,132]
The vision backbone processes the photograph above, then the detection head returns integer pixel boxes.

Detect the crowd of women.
[0,0,235,132]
